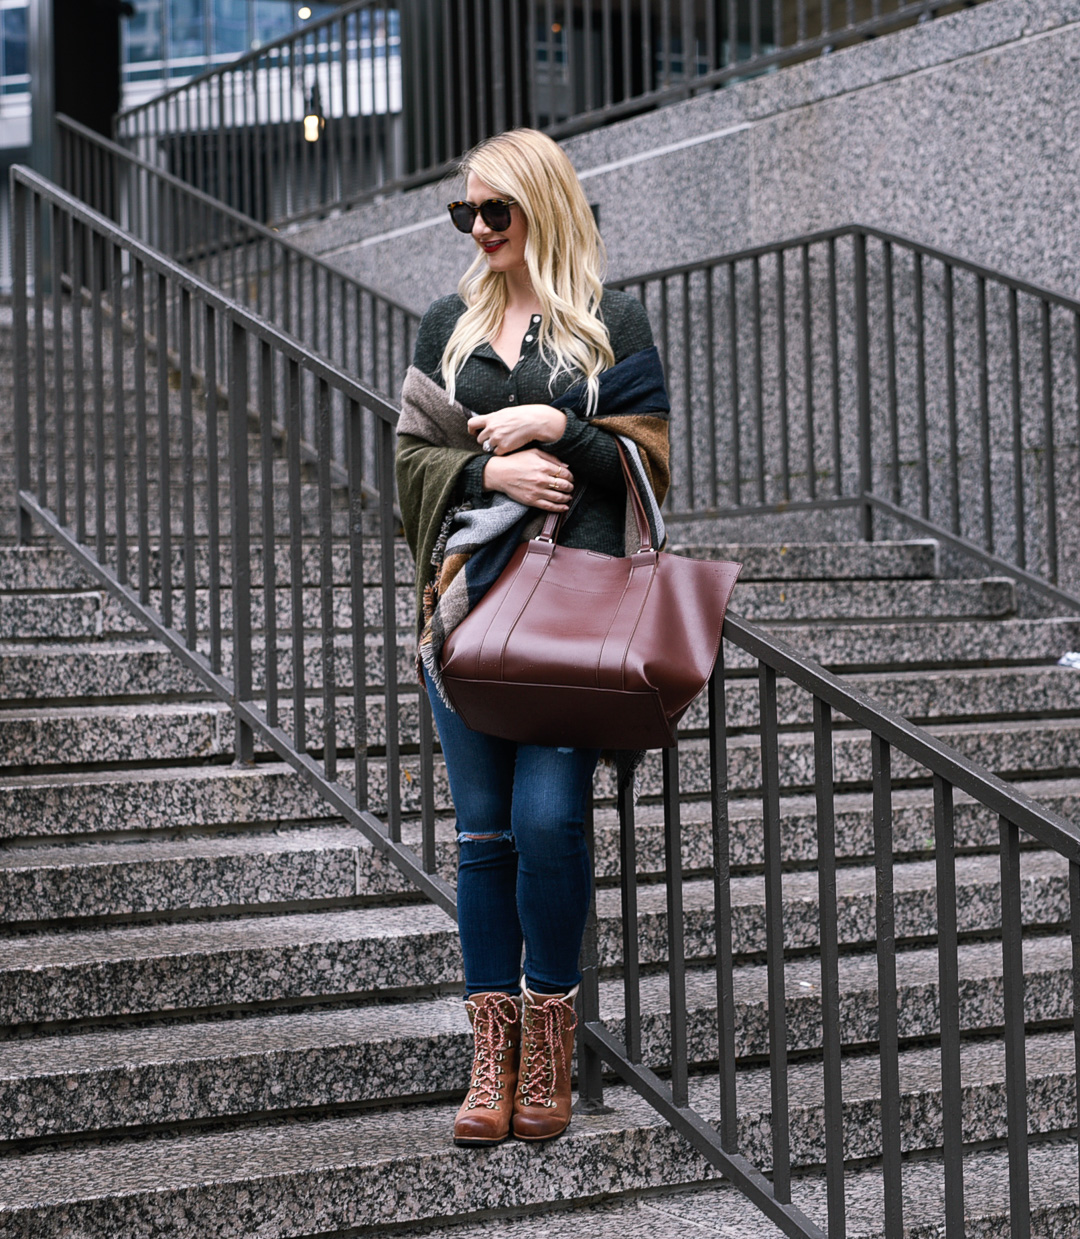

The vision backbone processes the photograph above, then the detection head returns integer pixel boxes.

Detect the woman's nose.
[472,212,490,239]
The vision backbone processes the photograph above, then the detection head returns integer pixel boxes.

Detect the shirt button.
[508,394,516,402]
[524,334,534,343]
[532,315,541,323]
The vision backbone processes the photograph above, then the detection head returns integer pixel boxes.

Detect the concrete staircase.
[1,307,1078,1236]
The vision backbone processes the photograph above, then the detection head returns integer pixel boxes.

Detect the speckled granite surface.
[669,540,940,581]
[369,1141,1079,1238]
[0,762,334,841]
[0,935,1072,1141]
[0,848,1067,1025]
[0,904,460,1024]
[0,1036,1074,1236]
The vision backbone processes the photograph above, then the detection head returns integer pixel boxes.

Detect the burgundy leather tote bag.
[440,445,741,750]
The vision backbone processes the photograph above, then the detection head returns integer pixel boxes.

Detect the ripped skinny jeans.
[424,670,600,998]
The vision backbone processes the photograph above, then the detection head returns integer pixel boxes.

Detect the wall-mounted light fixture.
[303,82,325,142]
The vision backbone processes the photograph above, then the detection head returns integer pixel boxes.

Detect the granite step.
[0,762,335,844]
[0,850,1067,1026]
[0,542,417,592]
[372,717,1080,819]
[2,576,1020,644]
[0,541,940,595]
[0,934,1072,1141]
[670,539,940,581]
[0,1031,1073,1237]
[3,613,1079,709]
[5,663,1079,773]
[370,1141,1078,1239]
[0,709,1076,841]
[5,774,1080,923]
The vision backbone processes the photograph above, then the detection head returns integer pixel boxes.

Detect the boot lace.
[464,993,519,1110]
[518,995,577,1108]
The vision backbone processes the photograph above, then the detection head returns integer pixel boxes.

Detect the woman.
[396,129,670,1147]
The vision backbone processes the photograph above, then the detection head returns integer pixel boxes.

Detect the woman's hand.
[468,404,567,455]
[482,449,575,512]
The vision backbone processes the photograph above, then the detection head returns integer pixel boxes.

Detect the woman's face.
[465,172,528,274]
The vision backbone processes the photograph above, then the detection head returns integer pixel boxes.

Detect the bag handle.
[536,439,654,552]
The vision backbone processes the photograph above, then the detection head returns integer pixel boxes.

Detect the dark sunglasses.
[447,198,517,234]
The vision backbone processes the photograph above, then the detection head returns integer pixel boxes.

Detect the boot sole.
[511,1124,571,1142]
[453,1134,512,1147]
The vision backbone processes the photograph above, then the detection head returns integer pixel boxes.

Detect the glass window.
[124,0,162,65]
[167,0,206,63]
[252,0,294,47]
[210,0,247,56]
[2,4,28,79]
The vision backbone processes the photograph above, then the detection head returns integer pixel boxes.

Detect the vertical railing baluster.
[133,259,150,603]
[228,318,255,765]
[29,199,45,498]
[872,733,903,1239]
[663,743,689,1108]
[759,660,790,1202]
[704,265,718,508]
[379,417,402,838]
[156,273,173,627]
[317,378,338,783]
[977,275,993,554]
[1009,288,1025,570]
[883,241,899,505]
[728,262,742,507]
[854,232,873,540]
[943,263,960,536]
[348,396,368,812]
[71,221,87,546]
[999,814,1031,1239]
[776,249,790,500]
[259,342,279,729]
[91,235,107,562]
[12,180,31,546]
[681,271,695,508]
[933,774,965,1239]
[1039,300,1059,583]
[577,794,607,1112]
[710,652,737,1152]
[828,237,841,497]
[914,251,929,520]
[802,243,816,501]
[51,202,66,528]
[619,773,642,1064]
[287,358,307,757]
[814,696,845,1238]
[204,306,223,673]
[179,289,197,649]
[752,255,765,504]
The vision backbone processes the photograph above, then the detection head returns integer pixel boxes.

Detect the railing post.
[12,176,33,546]
[228,316,255,765]
[575,792,612,1114]
[854,231,874,541]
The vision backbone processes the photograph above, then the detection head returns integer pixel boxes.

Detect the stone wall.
[294,0,1080,311]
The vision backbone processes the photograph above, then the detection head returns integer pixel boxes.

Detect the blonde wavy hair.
[441,129,614,414]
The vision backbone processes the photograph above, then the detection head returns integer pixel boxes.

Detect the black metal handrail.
[612,222,1080,611]
[13,163,1080,1238]
[112,0,989,226]
[11,163,450,915]
[57,114,420,401]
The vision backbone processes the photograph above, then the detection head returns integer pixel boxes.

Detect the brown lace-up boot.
[512,982,579,1142]
[452,991,521,1146]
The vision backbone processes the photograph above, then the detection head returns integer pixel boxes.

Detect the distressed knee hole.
[457,828,514,845]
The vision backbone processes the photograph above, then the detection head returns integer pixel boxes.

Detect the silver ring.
[483,441,494,453]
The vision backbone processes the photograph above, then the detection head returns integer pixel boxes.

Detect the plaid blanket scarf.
[395,345,671,705]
